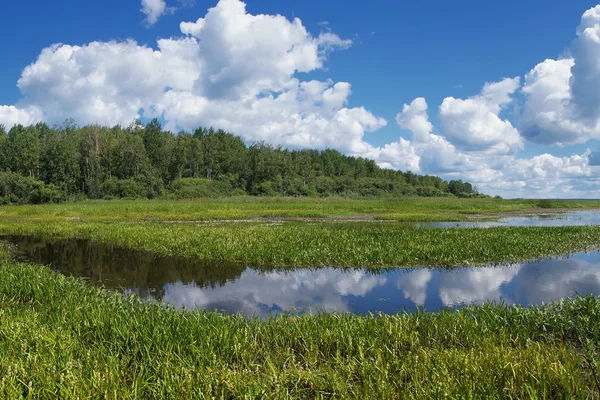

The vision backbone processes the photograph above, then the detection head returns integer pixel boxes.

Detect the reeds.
[1,197,599,223]
[0,220,599,267]
[1,262,599,398]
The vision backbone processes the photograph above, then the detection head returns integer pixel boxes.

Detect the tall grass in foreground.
[1,220,599,267]
[1,262,600,398]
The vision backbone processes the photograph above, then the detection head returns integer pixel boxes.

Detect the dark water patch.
[3,235,600,318]
[4,236,247,297]
[419,210,600,228]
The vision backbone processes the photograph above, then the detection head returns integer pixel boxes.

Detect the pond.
[418,210,600,228]
[4,235,600,318]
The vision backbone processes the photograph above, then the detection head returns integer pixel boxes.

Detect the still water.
[5,235,600,318]
[418,210,600,228]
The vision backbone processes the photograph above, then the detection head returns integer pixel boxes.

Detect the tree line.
[0,119,485,204]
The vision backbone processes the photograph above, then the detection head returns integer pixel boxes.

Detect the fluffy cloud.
[502,152,596,196]
[393,89,600,198]
[520,58,588,144]
[17,40,194,125]
[2,0,600,197]
[0,105,42,128]
[396,97,432,143]
[571,6,600,120]
[366,138,420,172]
[389,4,600,196]
[141,0,168,26]
[385,3,600,197]
[520,5,600,145]
[10,0,388,155]
[394,95,506,184]
[179,0,351,99]
[439,77,523,154]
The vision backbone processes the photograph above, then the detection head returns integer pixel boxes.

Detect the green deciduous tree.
[0,120,482,203]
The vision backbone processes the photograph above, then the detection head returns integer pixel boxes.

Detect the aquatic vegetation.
[2,198,600,397]
[1,262,599,398]
[6,235,600,317]
[0,197,599,223]
[0,242,11,263]
[1,219,599,267]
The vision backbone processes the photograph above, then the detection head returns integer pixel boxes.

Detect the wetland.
[5,235,600,318]
[2,198,600,398]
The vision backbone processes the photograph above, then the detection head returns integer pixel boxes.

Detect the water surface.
[5,235,600,318]
[418,210,600,228]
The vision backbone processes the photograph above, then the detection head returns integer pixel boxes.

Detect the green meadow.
[1,197,600,398]
[1,219,600,267]
[1,261,600,398]
[1,196,599,223]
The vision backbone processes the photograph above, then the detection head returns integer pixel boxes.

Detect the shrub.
[169,178,235,198]
[0,171,66,204]
[102,178,147,199]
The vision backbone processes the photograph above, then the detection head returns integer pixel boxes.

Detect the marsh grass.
[1,220,599,267]
[1,197,599,223]
[0,242,12,263]
[2,198,600,397]
[1,262,599,398]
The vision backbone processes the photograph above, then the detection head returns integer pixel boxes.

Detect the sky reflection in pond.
[418,210,600,228]
[4,235,600,318]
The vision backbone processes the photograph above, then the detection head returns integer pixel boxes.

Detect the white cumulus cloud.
[1,0,600,198]
[520,5,600,145]
[141,0,168,26]
[439,77,522,155]
[0,105,42,128]
[11,0,385,156]
[394,80,598,198]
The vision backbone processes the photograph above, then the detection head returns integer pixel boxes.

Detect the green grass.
[1,197,599,223]
[2,198,600,397]
[1,262,600,398]
[1,219,599,267]
[0,242,12,263]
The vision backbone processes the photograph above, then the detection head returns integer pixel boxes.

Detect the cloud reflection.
[512,257,600,304]
[162,268,387,317]
[437,266,521,306]
[161,253,600,317]
[396,270,433,306]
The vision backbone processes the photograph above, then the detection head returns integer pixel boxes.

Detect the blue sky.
[1,0,600,197]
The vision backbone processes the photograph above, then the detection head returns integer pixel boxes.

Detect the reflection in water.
[4,236,600,318]
[6,236,247,296]
[162,269,388,316]
[437,267,520,306]
[418,210,600,228]
[396,270,432,306]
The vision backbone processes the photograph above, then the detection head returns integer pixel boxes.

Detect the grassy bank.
[1,219,599,267]
[1,262,599,398]
[1,197,599,223]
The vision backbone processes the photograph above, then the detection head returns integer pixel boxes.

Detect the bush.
[415,186,453,197]
[313,176,336,196]
[40,184,65,203]
[256,180,279,196]
[536,199,553,209]
[102,178,147,199]
[169,178,235,198]
[0,172,66,204]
